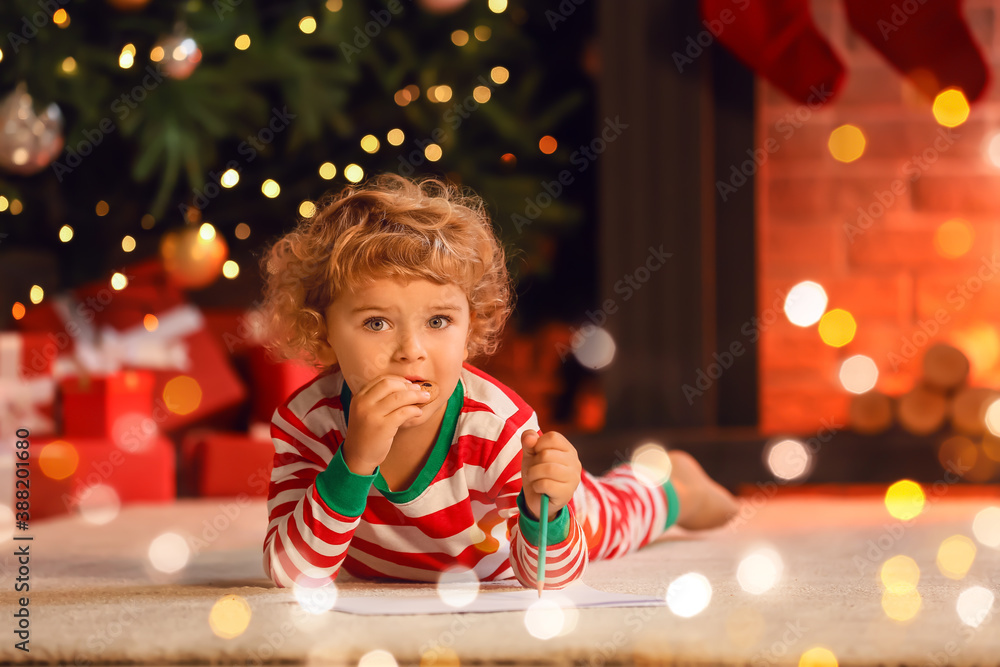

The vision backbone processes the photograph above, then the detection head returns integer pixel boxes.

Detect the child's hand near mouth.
[341,375,432,475]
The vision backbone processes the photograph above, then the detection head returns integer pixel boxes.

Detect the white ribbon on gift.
[0,333,56,439]
[50,297,205,377]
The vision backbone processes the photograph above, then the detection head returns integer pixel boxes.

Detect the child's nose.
[393,330,426,360]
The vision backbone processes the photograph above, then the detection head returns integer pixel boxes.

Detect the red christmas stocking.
[843,0,989,102]
[701,0,845,106]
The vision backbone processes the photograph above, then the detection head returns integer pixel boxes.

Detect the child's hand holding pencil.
[520,429,582,594]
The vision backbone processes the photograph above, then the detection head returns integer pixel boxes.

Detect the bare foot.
[667,450,739,530]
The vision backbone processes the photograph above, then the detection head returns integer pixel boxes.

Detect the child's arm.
[491,416,589,590]
[262,403,375,588]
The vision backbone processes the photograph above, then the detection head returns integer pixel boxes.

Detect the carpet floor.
[2,490,999,666]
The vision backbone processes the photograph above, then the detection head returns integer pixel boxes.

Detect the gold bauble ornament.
[154,29,202,80]
[160,225,228,290]
[0,83,64,176]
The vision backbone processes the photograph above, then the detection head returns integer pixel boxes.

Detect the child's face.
[319,277,472,431]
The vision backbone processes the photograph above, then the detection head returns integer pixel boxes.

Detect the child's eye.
[363,317,386,332]
[429,315,453,329]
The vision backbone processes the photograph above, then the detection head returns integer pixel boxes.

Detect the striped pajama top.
[263,362,671,590]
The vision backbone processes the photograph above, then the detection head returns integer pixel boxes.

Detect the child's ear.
[315,332,338,366]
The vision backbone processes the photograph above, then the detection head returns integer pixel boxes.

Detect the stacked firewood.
[849,343,1000,437]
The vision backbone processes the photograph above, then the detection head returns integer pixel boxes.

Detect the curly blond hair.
[258,173,516,368]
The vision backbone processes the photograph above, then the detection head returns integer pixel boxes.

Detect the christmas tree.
[0,0,596,328]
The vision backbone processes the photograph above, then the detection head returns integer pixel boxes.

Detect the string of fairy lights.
[2,0,562,322]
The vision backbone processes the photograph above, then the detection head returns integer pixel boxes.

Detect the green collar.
[340,377,464,502]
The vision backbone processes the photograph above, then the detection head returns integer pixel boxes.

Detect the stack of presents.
[0,260,316,521]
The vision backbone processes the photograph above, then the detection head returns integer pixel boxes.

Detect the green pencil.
[537,493,549,597]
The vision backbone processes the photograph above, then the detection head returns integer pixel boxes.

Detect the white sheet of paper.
[329,582,666,615]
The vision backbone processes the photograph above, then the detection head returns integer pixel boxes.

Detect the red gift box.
[59,370,155,438]
[202,307,260,357]
[153,327,246,431]
[0,332,56,440]
[18,261,246,431]
[248,346,317,423]
[31,434,175,520]
[182,428,273,497]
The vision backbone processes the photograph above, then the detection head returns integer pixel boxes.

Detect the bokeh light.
[956,586,994,627]
[932,89,970,128]
[436,567,480,608]
[882,588,922,622]
[387,129,405,146]
[784,281,828,326]
[524,597,567,640]
[799,647,838,667]
[880,555,919,594]
[59,225,73,242]
[818,309,857,347]
[972,506,1000,548]
[985,398,1000,436]
[261,179,280,198]
[221,169,239,188]
[39,441,78,480]
[163,375,202,415]
[77,484,121,525]
[765,438,811,481]
[839,355,878,394]
[358,650,398,667]
[666,572,712,617]
[828,124,866,163]
[122,235,136,252]
[298,16,317,33]
[451,30,469,46]
[425,144,443,162]
[234,34,251,50]
[934,218,974,259]
[235,223,251,240]
[737,546,784,594]
[299,201,317,218]
[571,326,616,369]
[491,66,509,84]
[936,535,976,579]
[885,480,926,521]
[345,164,364,183]
[539,136,557,154]
[473,86,491,103]
[361,134,380,153]
[319,162,337,180]
[111,272,128,290]
[293,579,337,614]
[630,442,672,487]
[209,594,252,639]
[29,285,44,305]
[222,260,240,279]
[148,532,191,573]
[987,132,1000,168]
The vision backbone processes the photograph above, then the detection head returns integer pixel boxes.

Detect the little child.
[259,174,738,590]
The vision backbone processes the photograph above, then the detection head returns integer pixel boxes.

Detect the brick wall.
[757,0,1000,434]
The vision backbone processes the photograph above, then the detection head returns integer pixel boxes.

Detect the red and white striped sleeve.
[262,388,377,589]
[488,413,588,590]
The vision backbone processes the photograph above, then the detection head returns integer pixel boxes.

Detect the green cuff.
[663,478,681,530]
[315,446,378,518]
[517,490,570,547]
